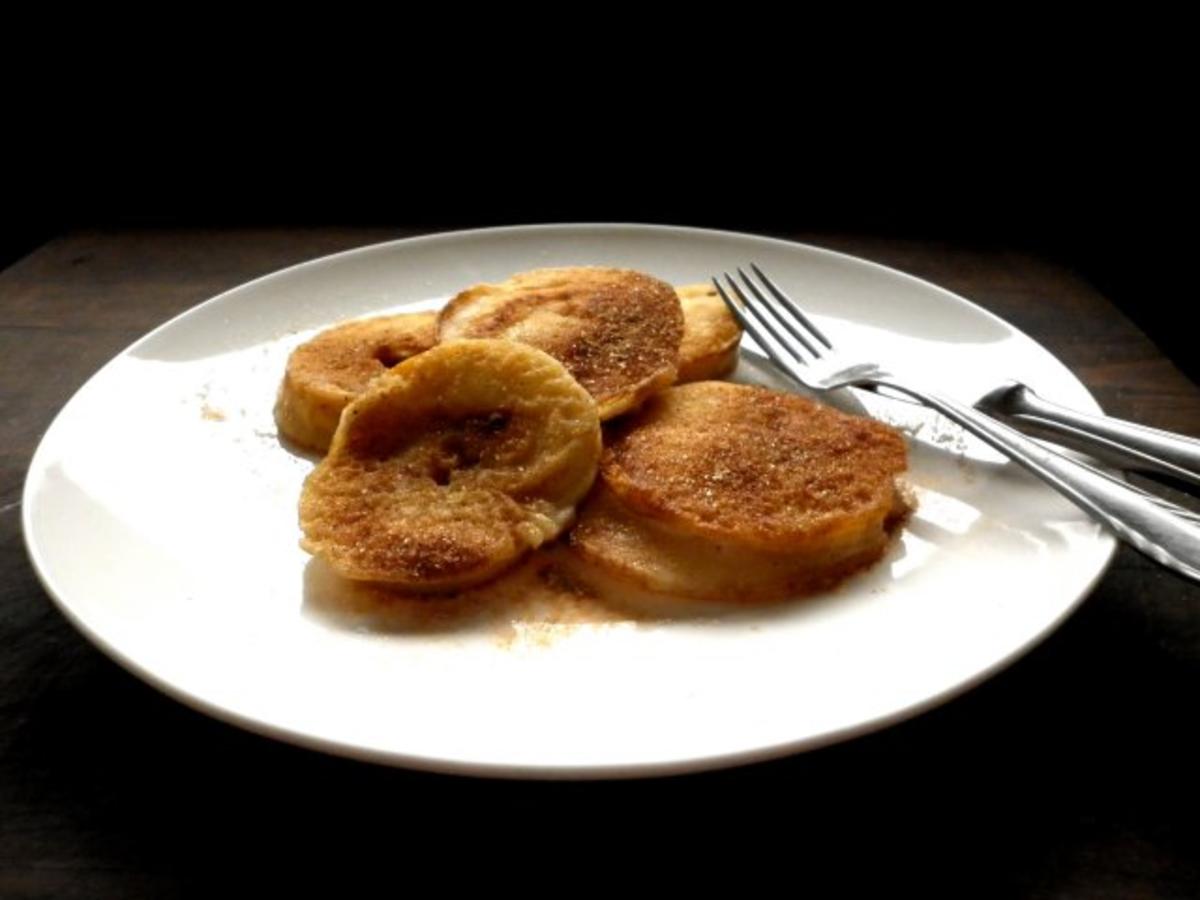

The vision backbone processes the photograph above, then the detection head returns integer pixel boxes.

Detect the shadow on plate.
[301,552,642,637]
[300,531,933,639]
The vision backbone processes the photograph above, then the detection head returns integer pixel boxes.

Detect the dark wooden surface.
[2,228,1198,898]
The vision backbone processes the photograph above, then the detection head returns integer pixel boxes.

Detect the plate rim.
[20,222,1118,779]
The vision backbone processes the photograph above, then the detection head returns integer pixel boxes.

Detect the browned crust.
[600,382,908,553]
[437,267,684,419]
[275,312,437,452]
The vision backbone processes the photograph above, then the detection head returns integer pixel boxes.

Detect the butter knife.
[974,381,1200,489]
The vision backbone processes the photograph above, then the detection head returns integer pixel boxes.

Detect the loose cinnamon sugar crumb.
[303,552,632,649]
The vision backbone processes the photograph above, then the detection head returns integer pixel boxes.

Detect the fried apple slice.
[565,485,905,604]
[276,312,437,452]
[300,339,601,590]
[437,267,684,419]
[674,284,742,382]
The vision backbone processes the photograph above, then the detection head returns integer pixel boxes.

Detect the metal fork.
[714,264,1200,584]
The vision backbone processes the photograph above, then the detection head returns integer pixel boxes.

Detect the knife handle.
[875,380,1200,584]
[979,382,1200,490]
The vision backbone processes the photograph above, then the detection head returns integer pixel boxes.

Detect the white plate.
[22,224,1115,778]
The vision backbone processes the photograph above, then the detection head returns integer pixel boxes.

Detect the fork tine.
[712,276,774,354]
[719,274,812,366]
[749,262,833,350]
[712,275,814,388]
[736,267,823,358]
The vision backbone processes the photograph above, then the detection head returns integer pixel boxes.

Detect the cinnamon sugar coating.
[601,382,908,553]
[300,340,601,590]
[437,267,684,419]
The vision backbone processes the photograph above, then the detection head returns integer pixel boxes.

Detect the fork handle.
[875,378,1200,583]
[980,382,1200,489]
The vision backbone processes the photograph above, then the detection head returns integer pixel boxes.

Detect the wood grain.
[1,228,1197,898]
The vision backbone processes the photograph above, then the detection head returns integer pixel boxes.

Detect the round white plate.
[22,224,1115,778]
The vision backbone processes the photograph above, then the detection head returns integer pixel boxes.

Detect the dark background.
[6,13,1189,353]
[5,58,1196,895]
[6,127,1190,380]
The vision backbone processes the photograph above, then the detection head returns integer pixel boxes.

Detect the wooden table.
[2,228,1198,897]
